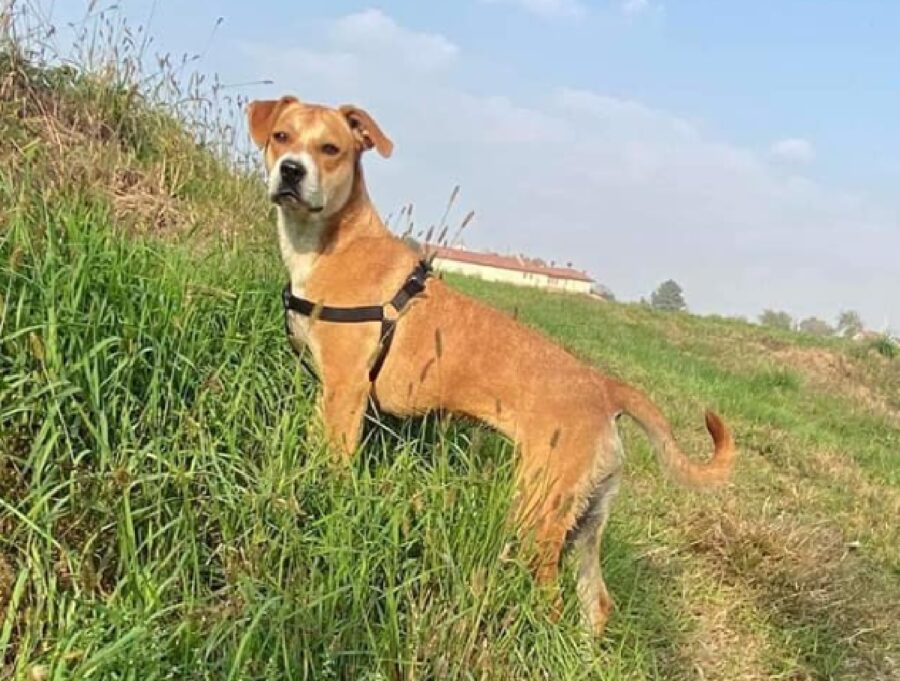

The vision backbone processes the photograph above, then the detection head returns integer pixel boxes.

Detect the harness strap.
[281,291,384,324]
[282,259,431,383]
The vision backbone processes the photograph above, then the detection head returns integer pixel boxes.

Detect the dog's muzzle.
[271,159,306,204]
[270,159,322,213]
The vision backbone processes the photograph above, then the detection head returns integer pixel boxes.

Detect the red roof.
[426,244,593,283]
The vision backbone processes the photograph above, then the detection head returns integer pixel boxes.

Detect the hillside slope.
[2,35,899,681]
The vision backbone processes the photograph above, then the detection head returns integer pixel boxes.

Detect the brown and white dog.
[247,95,736,636]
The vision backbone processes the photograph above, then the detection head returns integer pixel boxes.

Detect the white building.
[427,245,594,295]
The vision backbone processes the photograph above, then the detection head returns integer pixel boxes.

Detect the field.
[2,7,899,679]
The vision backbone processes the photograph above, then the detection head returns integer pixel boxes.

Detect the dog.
[247,95,736,636]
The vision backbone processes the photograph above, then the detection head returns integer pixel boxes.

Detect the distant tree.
[837,310,863,338]
[592,284,615,301]
[759,309,793,330]
[798,316,834,337]
[650,280,686,311]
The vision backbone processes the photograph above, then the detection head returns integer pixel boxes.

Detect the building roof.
[426,244,593,283]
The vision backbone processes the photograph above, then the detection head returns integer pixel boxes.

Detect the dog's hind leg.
[528,514,571,620]
[568,470,620,637]
[516,420,620,624]
[516,457,590,620]
[512,473,575,618]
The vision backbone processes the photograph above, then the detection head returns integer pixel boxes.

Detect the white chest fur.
[278,210,324,357]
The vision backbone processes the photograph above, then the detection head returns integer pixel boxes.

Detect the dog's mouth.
[270,188,324,213]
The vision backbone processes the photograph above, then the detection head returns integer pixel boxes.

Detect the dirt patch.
[0,439,28,538]
[0,553,14,611]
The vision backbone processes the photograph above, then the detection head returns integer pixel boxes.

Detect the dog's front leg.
[318,379,369,462]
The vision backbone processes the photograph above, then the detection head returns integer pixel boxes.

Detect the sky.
[49,1,900,329]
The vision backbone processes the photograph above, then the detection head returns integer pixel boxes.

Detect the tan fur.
[248,96,737,636]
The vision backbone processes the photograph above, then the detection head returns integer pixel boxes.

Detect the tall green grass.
[4,203,672,679]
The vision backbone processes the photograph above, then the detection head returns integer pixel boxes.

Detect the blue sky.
[51,1,900,328]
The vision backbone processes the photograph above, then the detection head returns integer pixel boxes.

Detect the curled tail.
[610,381,735,488]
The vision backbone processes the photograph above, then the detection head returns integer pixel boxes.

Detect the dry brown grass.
[1,3,271,248]
[652,314,900,424]
[675,569,771,680]
[772,346,900,420]
[613,381,899,680]
[664,455,899,679]
[1,65,269,244]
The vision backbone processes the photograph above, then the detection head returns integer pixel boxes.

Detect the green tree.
[759,309,793,330]
[837,310,863,338]
[650,280,686,311]
[798,316,834,337]
[592,284,615,301]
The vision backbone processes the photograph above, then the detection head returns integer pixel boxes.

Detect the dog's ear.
[339,105,393,158]
[247,96,299,149]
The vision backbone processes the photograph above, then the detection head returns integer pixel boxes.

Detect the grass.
[2,3,900,679]
[0,201,621,679]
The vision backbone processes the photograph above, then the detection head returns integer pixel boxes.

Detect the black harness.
[282,260,431,382]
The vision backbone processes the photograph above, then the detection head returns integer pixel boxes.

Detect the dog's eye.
[321,143,340,156]
[272,131,289,144]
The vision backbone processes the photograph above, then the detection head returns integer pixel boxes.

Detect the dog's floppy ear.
[247,96,299,149]
[339,105,393,158]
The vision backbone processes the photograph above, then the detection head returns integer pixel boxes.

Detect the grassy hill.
[2,11,899,680]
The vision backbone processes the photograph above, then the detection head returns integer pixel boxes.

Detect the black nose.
[280,159,306,185]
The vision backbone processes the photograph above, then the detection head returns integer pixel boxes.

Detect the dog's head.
[247,96,392,219]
